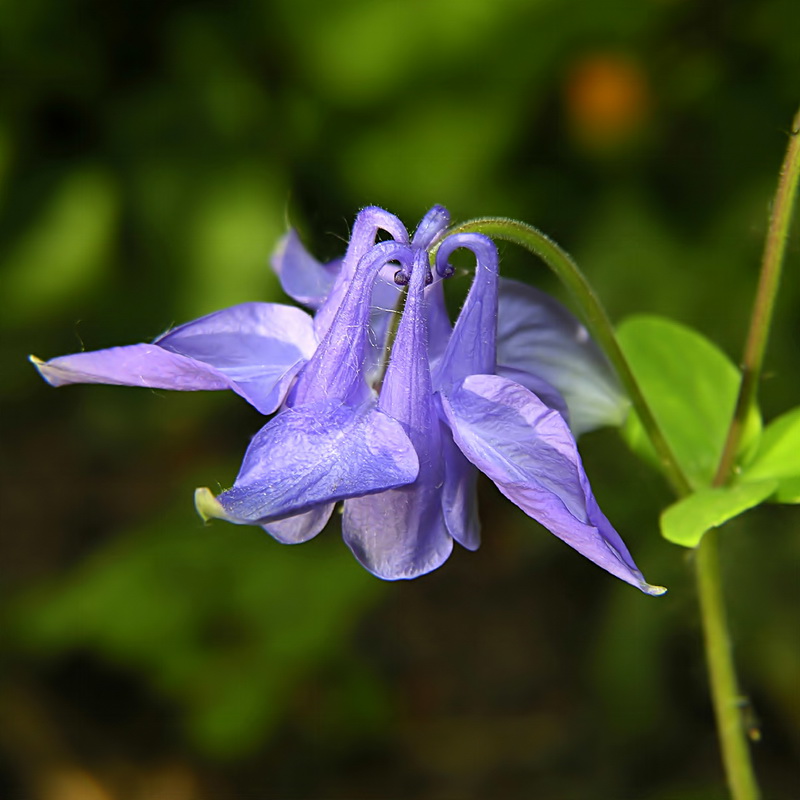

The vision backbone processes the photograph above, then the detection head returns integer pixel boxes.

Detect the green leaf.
[660,480,778,547]
[617,315,761,489]
[739,406,800,503]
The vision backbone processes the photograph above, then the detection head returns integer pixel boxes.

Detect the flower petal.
[496,278,628,435]
[32,345,235,392]
[313,207,408,341]
[439,421,481,550]
[157,302,318,413]
[343,486,453,580]
[263,504,335,544]
[271,229,340,309]
[496,365,570,423]
[211,400,420,524]
[34,302,318,415]
[434,234,499,389]
[290,241,413,407]
[343,249,452,579]
[440,373,663,594]
[424,279,452,370]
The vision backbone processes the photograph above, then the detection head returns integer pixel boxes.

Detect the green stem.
[695,529,761,800]
[451,111,799,798]
[713,107,800,485]
[446,216,692,497]
[694,106,800,800]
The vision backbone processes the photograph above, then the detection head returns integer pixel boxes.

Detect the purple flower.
[32,205,662,593]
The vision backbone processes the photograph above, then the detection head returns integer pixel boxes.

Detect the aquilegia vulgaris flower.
[32,205,664,594]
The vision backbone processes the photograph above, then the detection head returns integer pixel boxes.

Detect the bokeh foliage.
[1,0,798,797]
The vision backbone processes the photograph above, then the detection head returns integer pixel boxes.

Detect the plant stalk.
[694,106,800,800]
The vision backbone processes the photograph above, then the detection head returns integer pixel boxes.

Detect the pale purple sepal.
[496,365,570,423]
[33,302,318,415]
[215,401,420,524]
[439,420,481,550]
[264,504,335,544]
[271,229,340,309]
[343,249,453,580]
[424,279,452,371]
[440,373,663,594]
[496,279,627,435]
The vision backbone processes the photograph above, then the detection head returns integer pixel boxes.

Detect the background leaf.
[660,480,778,547]
[617,315,762,489]
[738,406,800,503]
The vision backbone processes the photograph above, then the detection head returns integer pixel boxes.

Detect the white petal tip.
[641,582,668,597]
[194,487,228,523]
[29,354,45,366]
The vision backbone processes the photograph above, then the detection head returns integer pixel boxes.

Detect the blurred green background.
[1,0,798,798]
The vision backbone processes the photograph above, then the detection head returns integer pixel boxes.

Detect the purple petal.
[290,241,413,408]
[411,205,451,249]
[313,207,408,342]
[263,504,335,544]
[496,365,570,424]
[34,302,318,415]
[157,302,318,413]
[343,249,452,579]
[271,229,340,309]
[440,373,663,594]
[424,279,452,370]
[496,279,627,435]
[343,486,454,580]
[363,274,404,385]
[434,234,499,389]
[439,421,481,550]
[32,345,234,392]
[210,400,419,524]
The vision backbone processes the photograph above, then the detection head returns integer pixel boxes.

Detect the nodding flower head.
[32,204,661,594]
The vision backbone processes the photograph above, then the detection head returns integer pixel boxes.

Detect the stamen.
[394,268,411,286]
[436,260,456,279]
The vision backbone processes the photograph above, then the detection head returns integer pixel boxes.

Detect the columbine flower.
[202,224,662,593]
[32,204,662,593]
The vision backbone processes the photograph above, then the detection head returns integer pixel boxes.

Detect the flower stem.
[695,106,800,800]
[713,107,800,485]
[446,216,692,497]
[695,529,761,800]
